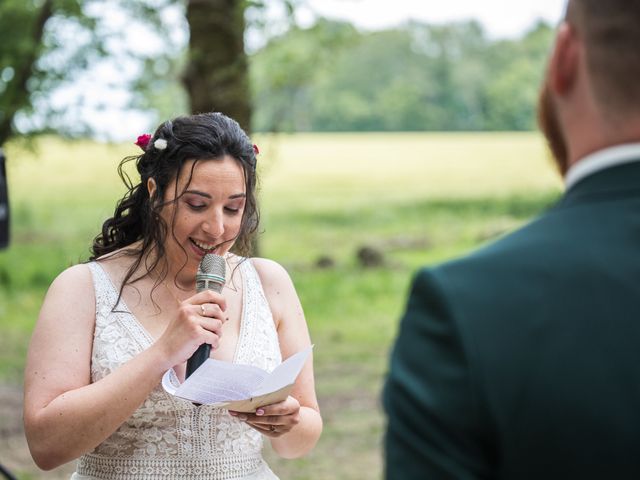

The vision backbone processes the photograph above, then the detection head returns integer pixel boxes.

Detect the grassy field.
[0,132,562,479]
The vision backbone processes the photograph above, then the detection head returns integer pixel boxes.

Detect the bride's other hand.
[229,396,301,438]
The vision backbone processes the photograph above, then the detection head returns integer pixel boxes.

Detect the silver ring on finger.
[201,304,206,316]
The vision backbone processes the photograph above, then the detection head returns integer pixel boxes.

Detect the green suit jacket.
[384,161,640,479]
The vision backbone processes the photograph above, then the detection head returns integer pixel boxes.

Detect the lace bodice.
[72,259,281,480]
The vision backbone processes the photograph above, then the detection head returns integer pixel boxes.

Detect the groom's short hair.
[569,0,640,116]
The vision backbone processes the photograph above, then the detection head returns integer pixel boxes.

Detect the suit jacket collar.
[560,157,640,208]
[565,143,640,190]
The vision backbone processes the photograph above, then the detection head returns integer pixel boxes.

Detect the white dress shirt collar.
[565,143,640,191]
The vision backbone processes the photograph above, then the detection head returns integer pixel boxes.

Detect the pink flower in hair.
[135,134,152,150]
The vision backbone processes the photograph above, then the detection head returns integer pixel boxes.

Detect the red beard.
[538,82,569,175]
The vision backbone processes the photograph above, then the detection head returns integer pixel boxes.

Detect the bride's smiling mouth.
[190,238,220,255]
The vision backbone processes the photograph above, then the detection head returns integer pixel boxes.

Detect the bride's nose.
[202,211,224,238]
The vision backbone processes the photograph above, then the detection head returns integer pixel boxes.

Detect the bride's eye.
[187,202,206,211]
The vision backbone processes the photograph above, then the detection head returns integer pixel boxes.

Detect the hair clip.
[154,138,167,150]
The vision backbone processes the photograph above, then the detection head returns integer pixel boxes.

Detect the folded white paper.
[162,346,313,412]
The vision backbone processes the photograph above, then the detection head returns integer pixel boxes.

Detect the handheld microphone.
[185,253,226,378]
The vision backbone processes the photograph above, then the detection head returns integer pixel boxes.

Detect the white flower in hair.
[154,138,168,150]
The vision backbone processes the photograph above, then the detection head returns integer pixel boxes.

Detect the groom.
[384,0,640,478]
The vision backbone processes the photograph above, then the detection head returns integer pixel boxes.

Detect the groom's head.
[538,0,640,175]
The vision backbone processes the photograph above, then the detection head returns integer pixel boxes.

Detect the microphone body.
[186,254,226,378]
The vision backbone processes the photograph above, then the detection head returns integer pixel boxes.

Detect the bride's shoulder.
[244,257,302,327]
[94,245,142,278]
[246,257,291,284]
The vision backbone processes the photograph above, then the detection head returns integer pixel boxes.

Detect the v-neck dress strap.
[234,259,282,369]
[71,260,281,480]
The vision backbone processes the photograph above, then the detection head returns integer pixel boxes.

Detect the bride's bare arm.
[23,264,225,470]
[247,258,323,458]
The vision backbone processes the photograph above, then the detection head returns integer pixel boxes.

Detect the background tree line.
[252,19,554,132]
[0,0,554,148]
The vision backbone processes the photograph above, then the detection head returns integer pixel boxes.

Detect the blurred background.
[0,0,564,478]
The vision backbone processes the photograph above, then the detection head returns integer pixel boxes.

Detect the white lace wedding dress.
[71,259,281,480]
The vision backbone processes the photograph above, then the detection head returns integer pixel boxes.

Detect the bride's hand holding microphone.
[156,253,228,371]
[155,289,227,369]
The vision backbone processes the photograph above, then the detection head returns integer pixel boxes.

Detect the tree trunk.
[183,0,258,255]
[183,0,251,133]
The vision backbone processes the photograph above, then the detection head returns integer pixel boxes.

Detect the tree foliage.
[0,0,185,146]
[251,19,554,132]
[0,0,95,145]
[0,1,555,145]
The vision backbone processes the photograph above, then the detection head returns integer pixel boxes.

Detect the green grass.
[0,132,562,479]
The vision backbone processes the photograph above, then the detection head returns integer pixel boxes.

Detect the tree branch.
[0,0,54,146]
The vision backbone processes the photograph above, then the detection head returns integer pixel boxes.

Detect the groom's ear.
[548,21,580,96]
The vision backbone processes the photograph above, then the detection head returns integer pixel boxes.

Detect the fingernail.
[238,414,248,421]
[256,409,264,416]
[229,411,237,416]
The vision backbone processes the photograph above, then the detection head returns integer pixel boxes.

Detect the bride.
[23,112,322,479]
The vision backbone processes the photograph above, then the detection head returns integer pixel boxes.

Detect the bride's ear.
[147,178,157,202]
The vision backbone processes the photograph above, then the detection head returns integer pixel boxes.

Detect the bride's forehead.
[175,157,245,190]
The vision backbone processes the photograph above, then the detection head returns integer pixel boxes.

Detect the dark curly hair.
[90,112,259,294]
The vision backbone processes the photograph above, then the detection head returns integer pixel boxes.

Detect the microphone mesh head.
[196,254,226,293]
[199,253,226,275]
